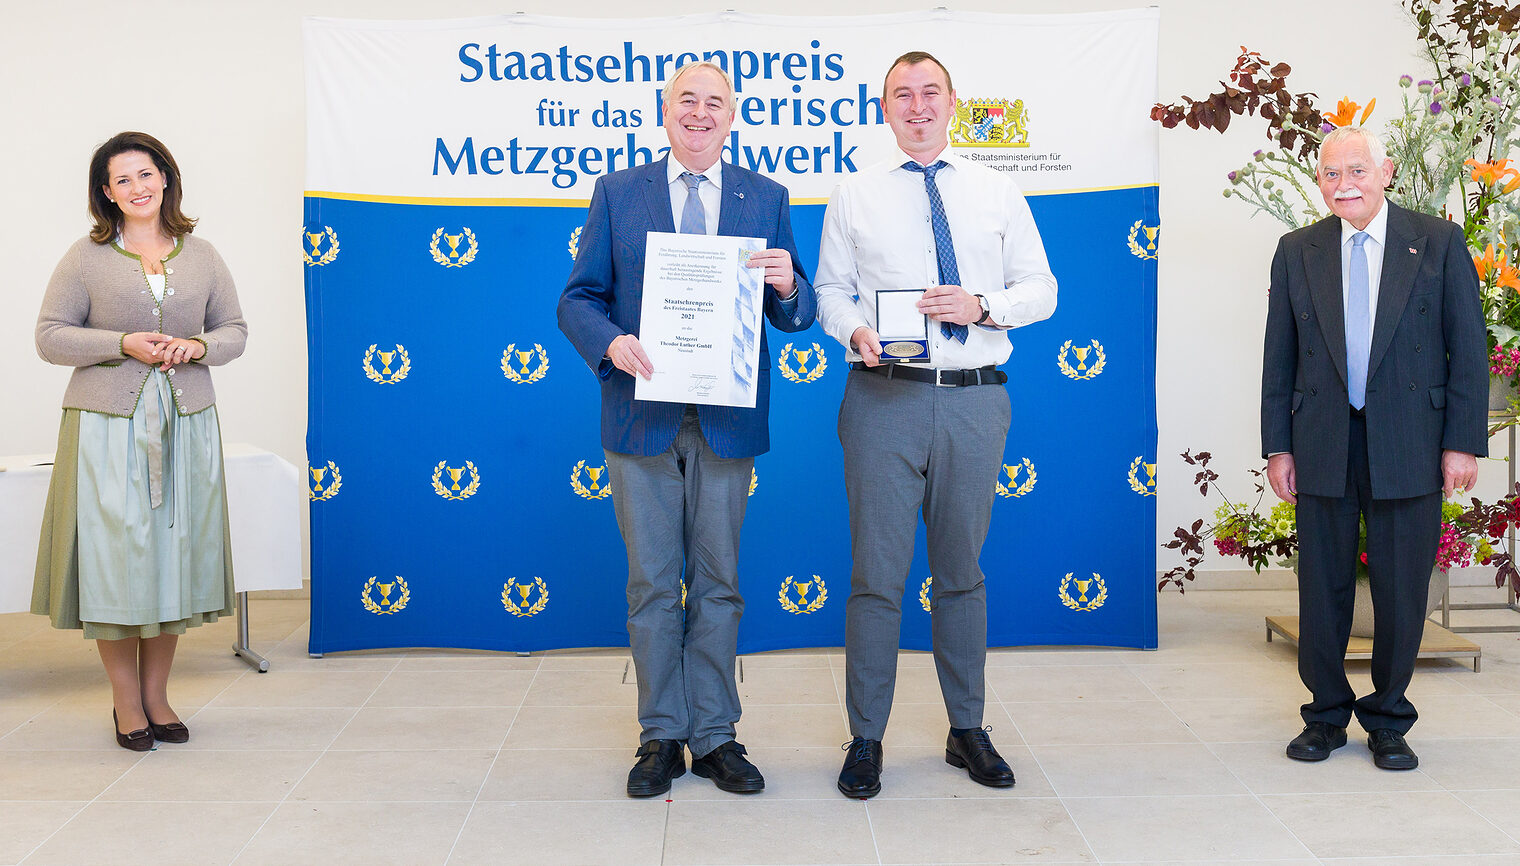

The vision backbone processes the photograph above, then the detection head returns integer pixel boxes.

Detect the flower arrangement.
[1160,449,1520,593]
[1150,0,1520,368]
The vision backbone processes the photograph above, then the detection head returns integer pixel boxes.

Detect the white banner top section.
[304,9,1160,202]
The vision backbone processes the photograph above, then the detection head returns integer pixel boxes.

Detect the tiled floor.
[5,588,1520,865]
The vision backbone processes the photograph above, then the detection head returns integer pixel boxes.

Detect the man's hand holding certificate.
[633,231,769,408]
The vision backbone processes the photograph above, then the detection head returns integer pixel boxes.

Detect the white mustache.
[1334,190,1363,200]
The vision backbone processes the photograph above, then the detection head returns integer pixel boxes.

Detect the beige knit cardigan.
[36,235,247,417]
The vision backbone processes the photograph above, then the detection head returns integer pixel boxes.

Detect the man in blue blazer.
[1262,125,1486,770]
[557,61,816,797]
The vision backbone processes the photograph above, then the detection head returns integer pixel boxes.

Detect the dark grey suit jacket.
[1261,202,1487,499]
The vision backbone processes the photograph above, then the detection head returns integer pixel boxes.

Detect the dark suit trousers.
[1296,410,1441,734]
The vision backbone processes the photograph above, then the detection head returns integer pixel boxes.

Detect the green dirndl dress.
[32,368,235,639]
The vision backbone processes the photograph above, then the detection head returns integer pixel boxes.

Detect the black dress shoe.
[1286,721,1347,762]
[148,719,189,744]
[627,739,685,797]
[945,727,1015,788]
[113,710,153,752]
[837,737,883,799]
[1367,728,1419,770]
[691,740,764,793]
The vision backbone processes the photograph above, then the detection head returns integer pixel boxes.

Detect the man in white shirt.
[814,51,1057,799]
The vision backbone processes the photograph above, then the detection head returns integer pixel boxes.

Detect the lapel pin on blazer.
[735,191,744,199]
[1409,247,1418,254]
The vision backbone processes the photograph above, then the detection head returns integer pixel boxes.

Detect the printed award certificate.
[634,231,766,408]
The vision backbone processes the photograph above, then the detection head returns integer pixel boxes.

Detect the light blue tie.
[679,172,707,235]
[902,160,968,343]
[1347,231,1370,410]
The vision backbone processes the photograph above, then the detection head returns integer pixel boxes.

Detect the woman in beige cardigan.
[33,132,247,750]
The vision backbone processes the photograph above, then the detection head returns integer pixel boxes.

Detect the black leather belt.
[850,362,1007,387]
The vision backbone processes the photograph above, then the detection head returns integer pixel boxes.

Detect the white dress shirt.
[667,158,722,236]
[1340,201,1388,367]
[814,149,1058,369]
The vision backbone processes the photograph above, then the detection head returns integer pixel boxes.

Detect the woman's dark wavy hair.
[87,131,196,244]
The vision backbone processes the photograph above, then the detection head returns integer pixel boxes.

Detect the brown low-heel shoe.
[113,710,153,752]
[149,720,189,744]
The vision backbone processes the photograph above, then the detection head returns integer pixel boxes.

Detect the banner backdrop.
[303,9,1161,655]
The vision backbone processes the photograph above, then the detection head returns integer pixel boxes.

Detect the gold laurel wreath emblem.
[1127,220,1159,260]
[680,579,688,608]
[1059,572,1108,612]
[500,343,550,384]
[568,226,582,261]
[749,468,758,497]
[777,575,828,615]
[302,226,340,266]
[1128,457,1157,497]
[570,460,612,500]
[501,576,549,618]
[1056,339,1107,381]
[776,342,829,384]
[431,460,481,501]
[995,458,1038,498]
[308,461,342,501]
[429,227,479,268]
[919,575,934,612]
[361,343,411,384]
[361,575,410,615]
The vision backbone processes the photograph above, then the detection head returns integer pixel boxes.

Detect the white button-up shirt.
[666,158,722,236]
[1340,201,1388,366]
[815,149,1058,369]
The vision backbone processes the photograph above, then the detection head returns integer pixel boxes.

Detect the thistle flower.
[1400,74,1414,87]
[1418,79,1434,93]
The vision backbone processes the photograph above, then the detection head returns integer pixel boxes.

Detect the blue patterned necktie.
[902,160,967,343]
[1347,231,1370,409]
[679,172,707,235]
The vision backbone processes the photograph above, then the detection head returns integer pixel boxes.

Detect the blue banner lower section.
[304,187,1158,654]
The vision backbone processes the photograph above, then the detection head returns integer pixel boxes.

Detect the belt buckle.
[935,369,957,387]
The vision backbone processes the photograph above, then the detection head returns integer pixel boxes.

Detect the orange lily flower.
[1467,158,1520,188]
[1323,97,1376,128]
[1475,244,1503,283]
[1501,266,1520,292]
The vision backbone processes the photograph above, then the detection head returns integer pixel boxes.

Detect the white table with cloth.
[0,442,303,670]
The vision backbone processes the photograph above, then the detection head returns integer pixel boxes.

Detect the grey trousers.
[837,369,1011,740]
[604,408,752,758]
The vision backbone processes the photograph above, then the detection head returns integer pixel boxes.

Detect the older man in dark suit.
[557,61,816,797]
[1262,125,1486,770]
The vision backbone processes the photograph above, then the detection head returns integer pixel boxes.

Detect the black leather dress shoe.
[1285,722,1347,762]
[627,739,685,797]
[945,728,1015,788]
[837,737,883,799]
[691,740,764,793]
[1367,728,1419,770]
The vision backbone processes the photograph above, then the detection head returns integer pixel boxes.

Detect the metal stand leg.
[231,591,270,673]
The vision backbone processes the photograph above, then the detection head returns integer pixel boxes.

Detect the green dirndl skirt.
[32,371,235,639]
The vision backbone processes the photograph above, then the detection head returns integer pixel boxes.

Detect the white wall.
[4,0,1498,585]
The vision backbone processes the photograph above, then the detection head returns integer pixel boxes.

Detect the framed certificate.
[874,288,932,364]
[634,232,766,408]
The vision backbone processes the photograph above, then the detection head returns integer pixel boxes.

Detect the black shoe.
[945,727,1015,788]
[627,739,685,797]
[112,710,153,752]
[837,737,883,799]
[690,740,765,793]
[1286,722,1347,762]
[1367,728,1419,770]
[147,718,189,744]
